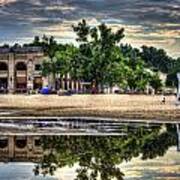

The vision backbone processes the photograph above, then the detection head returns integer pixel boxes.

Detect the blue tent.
[40,86,50,94]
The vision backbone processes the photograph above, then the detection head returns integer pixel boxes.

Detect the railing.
[15,88,27,93]
[0,70,8,77]
[16,71,27,77]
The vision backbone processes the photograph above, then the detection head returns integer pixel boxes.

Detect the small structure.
[80,82,91,93]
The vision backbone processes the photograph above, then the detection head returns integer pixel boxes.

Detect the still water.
[0,118,179,180]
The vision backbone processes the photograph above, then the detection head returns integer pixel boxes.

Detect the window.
[0,139,8,149]
[34,139,41,147]
[35,64,41,71]
[15,137,27,149]
[0,62,8,71]
[16,62,27,71]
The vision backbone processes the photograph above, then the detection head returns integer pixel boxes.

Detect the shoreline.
[0,115,179,124]
[0,107,179,122]
[0,94,179,121]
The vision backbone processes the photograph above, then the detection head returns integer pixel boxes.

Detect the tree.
[72,19,125,91]
[141,46,175,73]
[166,57,180,88]
[149,73,163,93]
[120,44,152,91]
[55,45,79,88]
[32,36,41,46]
[40,35,60,88]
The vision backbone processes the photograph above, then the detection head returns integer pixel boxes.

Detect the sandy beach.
[0,94,179,121]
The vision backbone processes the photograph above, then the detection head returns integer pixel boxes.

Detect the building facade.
[0,47,83,93]
[0,47,44,93]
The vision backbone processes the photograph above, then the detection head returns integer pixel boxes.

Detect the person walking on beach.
[161,94,166,104]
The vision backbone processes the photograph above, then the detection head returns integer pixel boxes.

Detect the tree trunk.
[52,73,56,90]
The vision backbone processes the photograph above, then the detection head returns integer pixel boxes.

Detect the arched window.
[0,138,8,149]
[34,139,41,147]
[15,137,27,149]
[35,64,41,71]
[15,62,27,71]
[0,62,8,71]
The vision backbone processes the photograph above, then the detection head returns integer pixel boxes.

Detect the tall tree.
[120,44,153,91]
[40,35,60,88]
[55,45,79,87]
[166,57,180,87]
[72,19,125,91]
[141,46,175,73]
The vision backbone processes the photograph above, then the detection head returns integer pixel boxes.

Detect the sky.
[0,0,179,57]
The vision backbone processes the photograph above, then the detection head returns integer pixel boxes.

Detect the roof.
[0,46,43,54]
[13,46,43,53]
[0,48,10,54]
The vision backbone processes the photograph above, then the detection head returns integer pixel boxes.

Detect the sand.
[0,94,179,121]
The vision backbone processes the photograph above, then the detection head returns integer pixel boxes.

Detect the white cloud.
[0,0,17,6]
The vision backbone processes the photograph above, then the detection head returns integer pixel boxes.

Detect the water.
[0,117,163,135]
[0,118,179,179]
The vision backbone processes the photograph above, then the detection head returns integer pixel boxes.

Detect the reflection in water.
[0,123,179,180]
[0,118,172,135]
[35,124,179,180]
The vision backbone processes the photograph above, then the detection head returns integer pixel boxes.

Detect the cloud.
[0,0,179,57]
[0,0,17,6]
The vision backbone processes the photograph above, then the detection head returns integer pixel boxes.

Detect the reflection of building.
[0,47,83,93]
[0,136,43,162]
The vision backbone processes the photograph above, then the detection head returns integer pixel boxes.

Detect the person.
[161,95,166,104]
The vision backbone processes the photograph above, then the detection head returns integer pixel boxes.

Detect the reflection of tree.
[34,124,177,180]
[141,125,177,160]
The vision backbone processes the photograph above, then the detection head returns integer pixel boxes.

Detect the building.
[0,47,44,93]
[0,46,83,93]
[0,136,43,162]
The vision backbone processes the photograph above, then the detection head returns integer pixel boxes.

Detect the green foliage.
[55,45,79,77]
[141,45,175,73]
[149,73,163,92]
[166,57,180,87]
[73,19,90,42]
[71,19,125,89]
[166,73,178,87]
[120,44,152,91]
[39,28,166,92]
[41,41,78,88]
